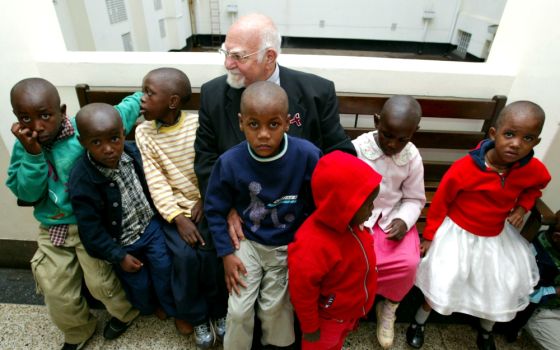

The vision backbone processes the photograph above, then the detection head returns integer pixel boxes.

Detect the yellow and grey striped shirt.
[135,111,200,223]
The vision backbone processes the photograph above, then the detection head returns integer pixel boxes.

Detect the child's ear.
[285,114,291,131]
[488,126,497,140]
[238,113,244,131]
[373,114,381,128]
[77,135,84,147]
[60,104,67,117]
[169,95,180,110]
[534,137,541,147]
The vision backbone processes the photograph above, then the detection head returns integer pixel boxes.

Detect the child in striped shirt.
[135,68,227,349]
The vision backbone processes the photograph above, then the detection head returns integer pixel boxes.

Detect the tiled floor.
[0,268,540,349]
[0,303,540,350]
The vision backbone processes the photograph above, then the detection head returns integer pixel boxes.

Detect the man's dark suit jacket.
[194,65,356,197]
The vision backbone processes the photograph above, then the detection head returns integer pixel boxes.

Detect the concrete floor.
[0,268,540,349]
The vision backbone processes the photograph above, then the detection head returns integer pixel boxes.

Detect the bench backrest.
[75,84,508,232]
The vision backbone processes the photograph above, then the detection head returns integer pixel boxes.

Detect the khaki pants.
[525,308,560,350]
[31,224,139,344]
[224,240,294,350]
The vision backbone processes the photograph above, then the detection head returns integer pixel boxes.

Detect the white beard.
[226,69,246,89]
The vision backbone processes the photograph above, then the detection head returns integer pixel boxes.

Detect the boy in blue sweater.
[6,78,141,350]
[68,103,175,320]
[205,81,322,349]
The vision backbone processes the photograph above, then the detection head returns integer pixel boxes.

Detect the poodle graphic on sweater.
[243,181,297,232]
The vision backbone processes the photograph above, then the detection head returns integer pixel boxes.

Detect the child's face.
[11,89,65,145]
[238,104,289,158]
[79,118,125,169]
[489,112,541,165]
[350,186,380,226]
[141,73,173,122]
[374,113,418,156]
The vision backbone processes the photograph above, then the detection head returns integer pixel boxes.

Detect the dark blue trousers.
[114,217,175,316]
[162,220,228,326]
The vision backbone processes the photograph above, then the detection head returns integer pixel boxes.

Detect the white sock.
[414,307,431,325]
[479,319,494,336]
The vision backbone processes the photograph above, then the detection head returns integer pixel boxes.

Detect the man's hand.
[191,199,203,224]
[420,239,432,257]
[120,254,143,273]
[386,219,408,241]
[227,208,245,250]
[11,122,42,155]
[507,206,526,229]
[174,214,205,246]
[303,329,321,342]
[223,254,247,295]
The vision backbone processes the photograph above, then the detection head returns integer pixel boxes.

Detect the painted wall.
[0,0,559,243]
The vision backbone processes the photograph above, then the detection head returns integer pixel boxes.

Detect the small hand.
[303,329,321,342]
[120,254,143,273]
[191,199,203,224]
[227,208,245,250]
[507,206,526,229]
[11,122,42,155]
[223,254,248,295]
[175,214,205,246]
[419,239,432,257]
[386,219,408,241]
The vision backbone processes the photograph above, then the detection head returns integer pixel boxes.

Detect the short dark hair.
[146,67,191,105]
[10,78,60,107]
[495,100,545,133]
[240,81,288,115]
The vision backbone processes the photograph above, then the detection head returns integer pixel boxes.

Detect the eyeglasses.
[218,44,269,63]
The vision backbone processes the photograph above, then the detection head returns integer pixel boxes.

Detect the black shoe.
[60,341,87,350]
[476,330,496,350]
[406,322,425,348]
[61,332,94,350]
[103,317,133,340]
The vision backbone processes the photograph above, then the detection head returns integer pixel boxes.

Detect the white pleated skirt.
[415,217,539,322]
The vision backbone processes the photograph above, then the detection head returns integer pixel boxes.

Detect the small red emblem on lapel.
[290,113,302,127]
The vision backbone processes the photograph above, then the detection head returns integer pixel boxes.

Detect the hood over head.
[311,151,382,233]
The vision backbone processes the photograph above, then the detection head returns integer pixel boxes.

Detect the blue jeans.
[114,217,175,316]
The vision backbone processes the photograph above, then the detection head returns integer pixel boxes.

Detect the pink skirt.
[373,223,420,301]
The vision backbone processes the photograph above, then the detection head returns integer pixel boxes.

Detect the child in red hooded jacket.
[288,151,382,350]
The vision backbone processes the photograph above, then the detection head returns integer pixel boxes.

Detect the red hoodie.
[288,151,382,334]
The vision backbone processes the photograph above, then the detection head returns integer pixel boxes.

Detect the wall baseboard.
[0,239,37,269]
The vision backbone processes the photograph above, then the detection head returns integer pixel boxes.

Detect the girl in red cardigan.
[288,151,382,350]
[407,101,551,350]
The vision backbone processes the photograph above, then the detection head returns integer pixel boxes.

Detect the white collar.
[354,131,415,166]
[266,64,280,86]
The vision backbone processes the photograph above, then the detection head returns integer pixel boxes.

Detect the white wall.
[488,0,560,209]
[453,0,507,58]
[84,0,133,51]
[195,0,460,43]
[1,0,559,242]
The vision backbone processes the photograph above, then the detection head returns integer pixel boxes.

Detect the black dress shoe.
[406,322,425,348]
[476,330,496,350]
[103,317,133,340]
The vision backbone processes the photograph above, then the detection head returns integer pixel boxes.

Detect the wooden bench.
[75,84,557,325]
[75,84,556,240]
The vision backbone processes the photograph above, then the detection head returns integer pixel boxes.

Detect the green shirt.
[6,92,142,226]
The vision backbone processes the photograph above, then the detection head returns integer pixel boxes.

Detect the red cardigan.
[423,141,551,240]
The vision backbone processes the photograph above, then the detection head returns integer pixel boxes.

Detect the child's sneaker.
[375,300,399,348]
[212,316,226,343]
[194,322,215,349]
[103,317,133,340]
